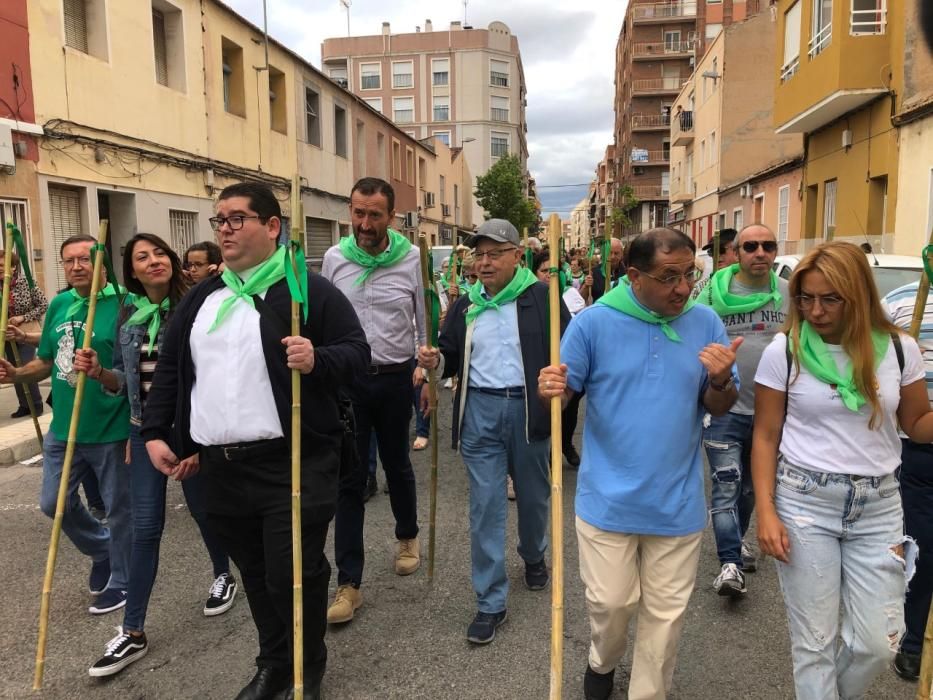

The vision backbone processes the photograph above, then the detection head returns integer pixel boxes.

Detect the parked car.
[772,253,924,297]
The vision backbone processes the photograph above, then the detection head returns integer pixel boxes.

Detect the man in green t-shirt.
[0,235,130,615]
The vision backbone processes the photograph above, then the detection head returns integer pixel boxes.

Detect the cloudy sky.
[224,0,628,219]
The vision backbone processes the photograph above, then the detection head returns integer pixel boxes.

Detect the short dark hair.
[185,240,223,266]
[60,234,97,258]
[627,227,696,271]
[217,182,281,222]
[122,233,189,307]
[532,250,550,273]
[350,177,395,212]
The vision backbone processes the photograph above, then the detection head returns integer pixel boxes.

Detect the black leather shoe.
[584,665,615,700]
[563,444,581,468]
[363,474,377,503]
[275,681,323,700]
[10,406,31,418]
[235,667,292,700]
[893,651,921,681]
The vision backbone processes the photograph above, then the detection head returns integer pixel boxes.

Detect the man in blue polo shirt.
[540,227,740,700]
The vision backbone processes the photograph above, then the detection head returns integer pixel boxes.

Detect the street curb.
[0,414,51,466]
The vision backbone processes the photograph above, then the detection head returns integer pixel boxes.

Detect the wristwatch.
[710,376,735,392]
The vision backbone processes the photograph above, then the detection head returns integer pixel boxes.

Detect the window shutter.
[153,10,169,86]
[48,187,82,290]
[63,0,89,54]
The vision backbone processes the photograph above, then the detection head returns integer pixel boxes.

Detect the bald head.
[735,223,777,280]
[736,224,775,247]
[609,238,624,268]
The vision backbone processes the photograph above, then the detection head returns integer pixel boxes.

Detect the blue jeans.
[703,411,755,566]
[459,390,550,613]
[40,433,130,591]
[123,425,229,632]
[774,460,907,700]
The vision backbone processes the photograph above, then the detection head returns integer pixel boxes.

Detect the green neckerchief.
[465,266,538,325]
[5,223,34,288]
[597,277,696,342]
[702,264,782,316]
[65,283,122,320]
[791,322,890,413]
[338,229,412,286]
[209,247,289,332]
[126,295,170,354]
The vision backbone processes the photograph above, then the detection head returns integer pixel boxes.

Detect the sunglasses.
[741,240,778,253]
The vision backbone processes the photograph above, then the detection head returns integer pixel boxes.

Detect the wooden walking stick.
[602,222,611,297]
[1,223,43,445]
[417,235,440,581]
[712,229,721,271]
[34,219,110,689]
[546,213,565,699]
[288,176,305,696]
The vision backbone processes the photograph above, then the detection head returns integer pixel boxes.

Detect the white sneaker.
[713,563,747,597]
[740,541,758,573]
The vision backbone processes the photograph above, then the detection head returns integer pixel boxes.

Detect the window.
[711,58,718,92]
[433,131,450,146]
[823,179,837,239]
[491,95,509,122]
[439,175,447,204]
[64,0,88,53]
[418,157,427,189]
[393,96,414,124]
[360,62,381,90]
[406,147,415,185]
[221,37,245,116]
[810,0,832,57]
[48,186,83,290]
[867,175,887,234]
[491,131,509,158]
[699,139,706,170]
[169,209,198,253]
[432,58,449,86]
[490,59,509,87]
[705,23,723,41]
[664,31,681,51]
[328,66,348,88]
[355,120,365,175]
[334,103,347,158]
[305,86,321,147]
[433,95,449,122]
[392,61,413,89]
[152,10,168,86]
[64,0,108,60]
[661,172,670,197]
[662,138,671,161]
[733,208,744,231]
[268,66,287,134]
[376,132,386,179]
[392,140,401,180]
[151,1,185,91]
[782,1,802,81]
[778,185,790,243]
[851,0,886,35]
[364,97,383,114]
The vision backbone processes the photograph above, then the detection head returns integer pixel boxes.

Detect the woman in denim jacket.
[751,242,933,700]
[76,233,237,677]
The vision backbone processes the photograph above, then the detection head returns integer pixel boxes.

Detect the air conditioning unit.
[441,203,451,217]
[842,129,853,149]
[403,211,419,229]
[423,191,436,208]
[633,166,645,176]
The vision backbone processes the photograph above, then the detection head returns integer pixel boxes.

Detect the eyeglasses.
[741,240,778,253]
[795,293,844,310]
[62,256,92,269]
[208,215,261,231]
[635,267,703,288]
[184,261,210,270]
[473,246,518,262]
[465,274,478,281]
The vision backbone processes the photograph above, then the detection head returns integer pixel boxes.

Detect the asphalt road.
[0,395,917,699]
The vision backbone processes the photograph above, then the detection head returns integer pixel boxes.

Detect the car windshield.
[872,267,923,297]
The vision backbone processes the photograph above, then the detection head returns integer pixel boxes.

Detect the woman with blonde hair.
[752,241,933,699]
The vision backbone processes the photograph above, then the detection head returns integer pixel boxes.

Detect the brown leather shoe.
[395,536,421,575]
[326,584,362,624]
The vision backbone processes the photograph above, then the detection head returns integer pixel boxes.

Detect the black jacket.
[591,264,625,302]
[438,280,570,449]
[140,274,370,461]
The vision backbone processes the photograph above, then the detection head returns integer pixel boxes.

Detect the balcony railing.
[808,24,832,58]
[633,1,697,21]
[630,150,670,164]
[630,185,665,200]
[780,56,800,82]
[851,6,887,35]
[631,77,688,93]
[631,113,671,129]
[672,110,693,145]
[633,40,696,57]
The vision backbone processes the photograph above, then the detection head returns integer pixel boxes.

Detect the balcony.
[671,110,693,146]
[630,184,665,200]
[633,40,695,60]
[632,1,697,23]
[669,176,693,204]
[631,113,671,131]
[630,149,670,166]
[631,77,688,95]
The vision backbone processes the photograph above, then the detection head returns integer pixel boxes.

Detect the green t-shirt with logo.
[37,289,129,443]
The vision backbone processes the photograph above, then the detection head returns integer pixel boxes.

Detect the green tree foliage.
[473,155,538,232]
[609,185,640,229]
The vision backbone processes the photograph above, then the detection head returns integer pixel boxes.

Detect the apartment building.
[589,145,616,239]
[321,20,528,226]
[569,194,591,250]
[413,137,473,248]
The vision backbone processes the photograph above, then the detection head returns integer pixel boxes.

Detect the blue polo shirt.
[561,300,735,536]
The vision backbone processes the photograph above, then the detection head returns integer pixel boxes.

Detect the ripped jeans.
[703,411,755,566]
[774,459,907,700]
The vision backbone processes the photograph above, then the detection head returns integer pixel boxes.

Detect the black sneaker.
[204,573,238,616]
[524,559,550,591]
[88,558,111,595]
[10,406,31,418]
[584,665,615,700]
[88,629,148,677]
[893,651,921,681]
[466,610,507,644]
[563,444,581,468]
[363,474,378,503]
[89,588,127,615]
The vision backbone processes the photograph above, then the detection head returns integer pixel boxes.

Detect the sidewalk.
[0,381,51,466]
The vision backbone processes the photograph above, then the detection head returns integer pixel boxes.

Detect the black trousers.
[202,440,335,685]
[335,363,419,586]
[901,438,933,656]
[562,391,583,448]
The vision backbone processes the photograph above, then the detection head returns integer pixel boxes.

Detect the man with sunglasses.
[418,219,570,645]
[696,224,789,598]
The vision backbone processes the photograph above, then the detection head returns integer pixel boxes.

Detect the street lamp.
[461,137,476,147]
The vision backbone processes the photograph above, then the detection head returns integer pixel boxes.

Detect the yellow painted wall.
[893,118,933,255]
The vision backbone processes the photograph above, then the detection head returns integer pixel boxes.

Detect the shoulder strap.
[891,332,904,375]
[784,336,792,421]
[251,293,290,340]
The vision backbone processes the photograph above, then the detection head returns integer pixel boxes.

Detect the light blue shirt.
[561,299,736,536]
[468,290,524,388]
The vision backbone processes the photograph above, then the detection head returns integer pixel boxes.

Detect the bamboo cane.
[34,219,110,689]
[908,231,933,340]
[289,176,305,696]
[417,235,440,581]
[712,229,721,271]
[546,213,565,699]
[602,222,611,297]
[0,226,43,445]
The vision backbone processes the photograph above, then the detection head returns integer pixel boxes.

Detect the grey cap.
[466,219,520,247]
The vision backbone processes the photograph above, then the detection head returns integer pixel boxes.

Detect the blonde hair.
[785,241,899,429]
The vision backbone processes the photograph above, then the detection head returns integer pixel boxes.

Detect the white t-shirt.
[755,332,925,476]
[562,286,586,316]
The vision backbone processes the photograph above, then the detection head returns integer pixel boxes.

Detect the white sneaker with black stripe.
[88,629,148,677]
[203,573,238,616]
[713,563,747,597]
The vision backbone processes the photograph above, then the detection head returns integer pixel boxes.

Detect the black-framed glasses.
[208,215,261,231]
[465,274,479,281]
[795,293,844,310]
[473,246,518,262]
[184,261,210,270]
[741,240,778,253]
[634,267,703,288]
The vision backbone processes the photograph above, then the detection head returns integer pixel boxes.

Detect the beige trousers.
[576,516,703,700]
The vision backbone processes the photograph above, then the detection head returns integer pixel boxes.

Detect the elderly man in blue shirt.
[419,219,570,645]
[540,227,741,700]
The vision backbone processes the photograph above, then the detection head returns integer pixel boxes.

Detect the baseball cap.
[466,219,520,247]
[701,228,737,253]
